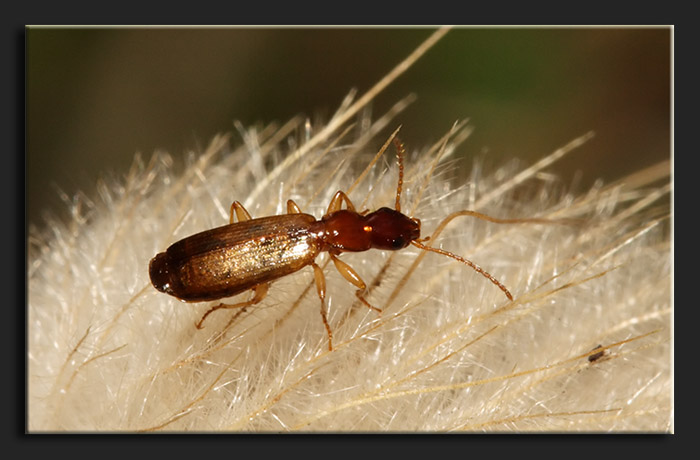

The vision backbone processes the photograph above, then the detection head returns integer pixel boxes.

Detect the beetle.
[150,131,515,350]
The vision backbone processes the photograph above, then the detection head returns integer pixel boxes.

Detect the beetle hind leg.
[195,283,269,329]
[327,191,357,214]
[287,199,303,214]
[229,201,253,224]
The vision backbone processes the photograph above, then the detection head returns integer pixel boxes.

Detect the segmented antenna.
[392,136,406,212]
[410,239,514,301]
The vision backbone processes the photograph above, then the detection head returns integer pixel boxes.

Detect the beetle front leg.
[329,254,382,313]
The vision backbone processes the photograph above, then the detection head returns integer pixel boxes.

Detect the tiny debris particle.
[588,344,606,363]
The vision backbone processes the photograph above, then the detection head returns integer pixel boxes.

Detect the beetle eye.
[392,237,404,248]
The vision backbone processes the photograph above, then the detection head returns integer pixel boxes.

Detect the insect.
[150,131,518,350]
[587,345,607,363]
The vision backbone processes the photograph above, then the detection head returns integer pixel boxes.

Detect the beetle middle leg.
[195,283,270,329]
[327,191,357,214]
[310,257,378,351]
[311,262,333,351]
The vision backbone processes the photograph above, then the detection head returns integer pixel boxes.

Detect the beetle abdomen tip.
[149,252,173,294]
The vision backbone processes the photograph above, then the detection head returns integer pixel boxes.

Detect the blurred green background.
[27,27,670,228]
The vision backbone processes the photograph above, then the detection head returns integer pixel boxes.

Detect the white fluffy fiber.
[28,107,671,431]
[27,31,671,431]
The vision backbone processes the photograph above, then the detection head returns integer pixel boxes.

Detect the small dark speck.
[588,344,606,363]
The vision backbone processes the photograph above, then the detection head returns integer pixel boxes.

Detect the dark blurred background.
[27,27,671,228]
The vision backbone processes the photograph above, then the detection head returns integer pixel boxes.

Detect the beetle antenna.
[392,136,406,212]
[410,240,513,301]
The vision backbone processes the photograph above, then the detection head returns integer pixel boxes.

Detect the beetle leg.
[229,201,253,224]
[311,262,333,351]
[329,254,382,313]
[195,283,269,329]
[327,191,357,214]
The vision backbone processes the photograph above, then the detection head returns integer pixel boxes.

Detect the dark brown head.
[365,207,420,250]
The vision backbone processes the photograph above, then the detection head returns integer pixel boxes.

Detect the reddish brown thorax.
[315,207,420,252]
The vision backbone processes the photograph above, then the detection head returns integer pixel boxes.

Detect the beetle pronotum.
[150,130,535,350]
